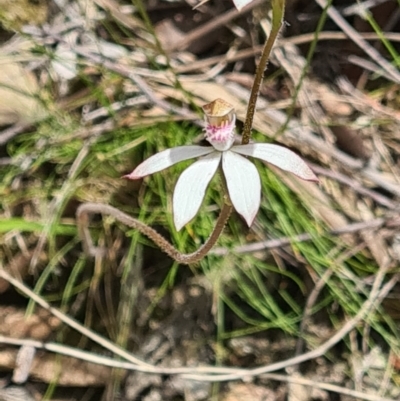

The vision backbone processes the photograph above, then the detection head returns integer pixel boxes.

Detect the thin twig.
[167,0,265,52]
[211,212,400,255]
[182,264,398,381]
[174,31,400,74]
[33,28,200,122]
[0,264,396,392]
[0,123,29,145]
[260,372,396,401]
[0,265,152,369]
[314,0,400,83]
[294,269,333,359]
[294,242,368,361]
[0,334,395,401]
[309,163,397,209]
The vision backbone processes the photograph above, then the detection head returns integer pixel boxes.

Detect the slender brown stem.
[241,2,285,144]
[77,202,232,265]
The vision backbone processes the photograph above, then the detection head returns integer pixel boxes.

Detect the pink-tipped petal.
[232,144,318,182]
[124,146,214,180]
[222,151,261,227]
[173,152,221,231]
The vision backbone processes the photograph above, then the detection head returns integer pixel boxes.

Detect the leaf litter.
[0,0,400,400]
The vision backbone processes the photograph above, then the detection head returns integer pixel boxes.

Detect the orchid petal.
[173,152,221,231]
[222,151,261,227]
[124,146,214,179]
[231,144,318,181]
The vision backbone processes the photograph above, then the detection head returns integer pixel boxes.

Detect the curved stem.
[241,0,285,145]
[77,202,232,265]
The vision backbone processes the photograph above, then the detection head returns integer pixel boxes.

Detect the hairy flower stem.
[242,0,285,145]
[77,202,233,265]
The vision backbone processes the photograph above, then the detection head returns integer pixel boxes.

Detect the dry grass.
[0,0,400,400]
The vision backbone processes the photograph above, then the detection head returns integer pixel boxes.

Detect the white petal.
[232,0,254,10]
[82,33,128,59]
[231,144,318,181]
[222,151,261,227]
[52,46,77,80]
[173,152,221,231]
[124,146,214,179]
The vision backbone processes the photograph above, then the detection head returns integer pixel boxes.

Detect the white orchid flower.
[125,99,318,231]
